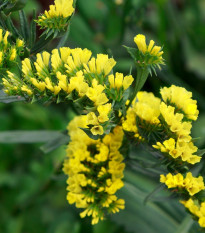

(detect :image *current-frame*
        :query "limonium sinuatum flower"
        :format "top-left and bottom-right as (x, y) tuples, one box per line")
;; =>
(37, 0), (75, 32)
(160, 172), (205, 196)
(134, 34), (164, 69)
(63, 116), (125, 224)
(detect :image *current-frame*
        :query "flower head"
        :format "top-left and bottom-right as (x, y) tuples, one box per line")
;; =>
(160, 85), (199, 121)
(36, 0), (75, 32)
(160, 172), (205, 196)
(63, 116), (125, 224)
(130, 34), (164, 72)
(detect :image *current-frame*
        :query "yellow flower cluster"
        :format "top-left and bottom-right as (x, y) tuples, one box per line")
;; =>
(122, 91), (160, 140)
(160, 102), (192, 142)
(122, 107), (142, 140)
(0, 28), (24, 68)
(161, 85), (199, 121)
(153, 138), (201, 164)
(3, 47), (134, 136)
(37, 0), (74, 31)
(63, 116), (125, 225)
(86, 103), (112, 135)
(160, 172), (205, 196)
(181, 199), (205, 228)
(134, 34), (164, 68)
(108, 72), (134, 101)
(123, 85), (200, 165)
(133, 91), (161, 125)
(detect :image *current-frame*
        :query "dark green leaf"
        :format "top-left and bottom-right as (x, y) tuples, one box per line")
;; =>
(40, 133), (70, 154)
(0, 90), (25, 103)
(0, 130), (63, 143)
(144, 184), (165, 205)
(174, 215), (194, 233)
(29, 9), (37, 48)
(19, 10), (30, 43)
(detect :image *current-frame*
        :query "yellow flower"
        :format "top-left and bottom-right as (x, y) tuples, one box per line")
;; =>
(66, 48), (92, 74)
(160, 172), (205, 196)
(160, 102), (192, 142)
(134, 34), (164, 67)
(22, 58), (33, 77)
(180, 199), (205, 228)
(108, 72), (134, 90)
(160, 85), (199, 121)
(97, 103), (112, 123)
(86, 112), (99, 125)
(134, 34), (163, 57)
(21, 85), (33, 96)
(86, 80), (108, 106)
(0, 51), (3, 65)
(9, 48), (17, 61)
(84, 54), (116, 77)
(37, 0), (74, 31)
(16, 39), (24, 48)
(153, 138), (201, 164)
(30, 78), (46, 92)
(91, 125), (104, 135)
(133, 91), (161, 124)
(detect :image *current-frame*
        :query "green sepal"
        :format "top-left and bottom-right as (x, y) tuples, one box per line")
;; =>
(31, 94), (38, 104)
(123, 45), (139, 61)
(80, 127), (104, 140)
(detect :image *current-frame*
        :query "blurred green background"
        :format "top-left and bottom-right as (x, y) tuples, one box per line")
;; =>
(1, 0), (205, 232)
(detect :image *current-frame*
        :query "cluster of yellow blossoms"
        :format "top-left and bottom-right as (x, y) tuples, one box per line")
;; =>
(123, 85), (200, 166)
(0, 28), (24, 68)
(181, 199), (205, 228)
(2, 29), (205, 229)
(37, 0), (75, 32)
(161, 172), (205, 228)
(160, 173), (205, 196)
(134, 34), (164, 69)
(63, 116), (125, 224)
(3, 47), (134, 136)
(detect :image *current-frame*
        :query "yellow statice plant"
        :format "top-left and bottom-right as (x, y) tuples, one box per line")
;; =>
(63, 116), (125, 225)
(2, 24), (205, 230)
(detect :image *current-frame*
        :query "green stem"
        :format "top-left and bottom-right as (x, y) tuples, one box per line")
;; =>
(127, 66), (150, 110)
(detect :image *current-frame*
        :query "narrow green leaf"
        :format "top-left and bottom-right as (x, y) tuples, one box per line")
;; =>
(0, 90), (25, 103)
(29, 9), (37, 48)
(144, 184), (165, 205)
(40, 133), (70, 154)
(0, 1), (9, 10)
(31, 34), (53, 54)
(196, 149), (205, 157)
(57, 26), (70, 48)
(0, 130), (63, 143)
(174, 215), (194, 233)
(5, 15), (22, 38)
(19, 10), (30, 43)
